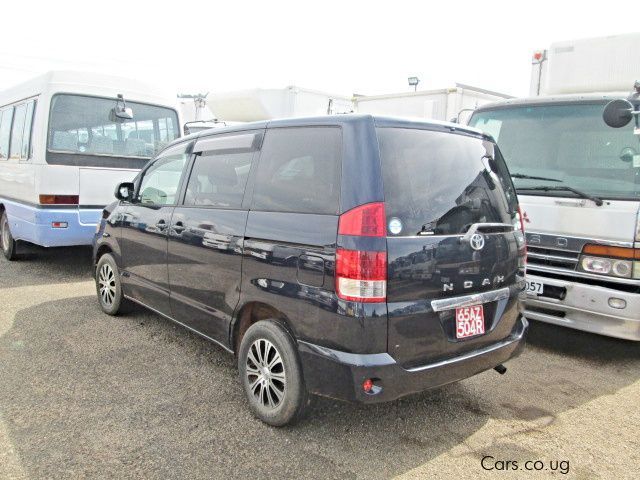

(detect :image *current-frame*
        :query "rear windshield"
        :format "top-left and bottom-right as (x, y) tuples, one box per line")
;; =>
(377, 128), (517, 237)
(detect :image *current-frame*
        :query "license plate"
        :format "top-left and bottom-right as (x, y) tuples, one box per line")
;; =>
(525, 280), (544, 296)
(455, 305), (485, 339)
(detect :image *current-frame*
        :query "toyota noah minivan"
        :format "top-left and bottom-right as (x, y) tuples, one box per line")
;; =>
(93, 114), (528, 426)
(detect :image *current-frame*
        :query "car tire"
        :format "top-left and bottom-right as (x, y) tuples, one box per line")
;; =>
(96, 253), (130, 315)
(1, 212), (18, 261)
(238, 320), (310, 426)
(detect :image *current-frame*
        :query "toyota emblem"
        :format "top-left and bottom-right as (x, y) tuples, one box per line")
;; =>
(470, 233), (485, 251)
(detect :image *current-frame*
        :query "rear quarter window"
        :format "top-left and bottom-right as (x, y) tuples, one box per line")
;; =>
(377, 127), (517, 236)
(251, 127), (341, 215)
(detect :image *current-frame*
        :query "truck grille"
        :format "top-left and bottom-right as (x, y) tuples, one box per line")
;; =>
(525, 232), (640, 294)
(526, 246), (579, 270)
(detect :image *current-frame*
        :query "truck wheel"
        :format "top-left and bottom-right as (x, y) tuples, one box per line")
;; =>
(96, 253), (130, 315)
(1, 212), (18, 261)
(238, 320), (310, 426)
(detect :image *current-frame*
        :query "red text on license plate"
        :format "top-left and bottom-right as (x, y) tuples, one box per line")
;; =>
(455, 305), (485, 339)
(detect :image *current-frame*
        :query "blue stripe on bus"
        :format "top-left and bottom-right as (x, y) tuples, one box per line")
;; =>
(1, 197), (102, 247)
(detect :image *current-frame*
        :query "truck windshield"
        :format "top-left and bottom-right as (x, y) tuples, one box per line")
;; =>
(48, 94), (179, 160)
(469, 103), (640, 200)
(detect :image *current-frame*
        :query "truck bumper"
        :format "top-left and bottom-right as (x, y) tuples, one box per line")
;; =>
(298, 316), (528, 403)
(523, 272), (640, 341)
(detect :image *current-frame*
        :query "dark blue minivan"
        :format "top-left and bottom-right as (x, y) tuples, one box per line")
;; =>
(94, 115), (528, 426)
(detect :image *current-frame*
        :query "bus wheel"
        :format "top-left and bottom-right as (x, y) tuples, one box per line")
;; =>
(1, 212), (18, 261)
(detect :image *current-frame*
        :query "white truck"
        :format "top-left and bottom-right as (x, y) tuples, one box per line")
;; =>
(354, 83), (512, 123)
(468, 33), (640, 341)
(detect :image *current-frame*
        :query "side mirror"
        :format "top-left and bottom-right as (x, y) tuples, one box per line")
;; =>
(115, 182), (135, 202)
(603, 99), (634, 128)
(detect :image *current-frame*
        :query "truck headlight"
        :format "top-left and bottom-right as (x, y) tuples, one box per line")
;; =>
(579, 244), (640, 279)
(581, 256), (612, 275)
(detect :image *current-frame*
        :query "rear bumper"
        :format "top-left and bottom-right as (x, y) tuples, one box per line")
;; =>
(298, 315), (528, 403)
(2, 198), (100, 247)
(524, 272), (640, 341)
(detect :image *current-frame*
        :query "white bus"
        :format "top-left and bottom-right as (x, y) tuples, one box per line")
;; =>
(0, 71), (181, 259)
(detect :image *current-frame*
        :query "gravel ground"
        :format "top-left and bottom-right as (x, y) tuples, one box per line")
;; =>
(0, 245), (638, 479)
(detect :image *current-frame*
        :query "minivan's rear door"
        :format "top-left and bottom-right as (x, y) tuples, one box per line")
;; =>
(377, 126), (524, 369)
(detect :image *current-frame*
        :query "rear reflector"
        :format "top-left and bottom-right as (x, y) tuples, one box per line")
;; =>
(51, 222), (68, 229)
(39, 195), (79, 205)
(338, 202), (386, 237)
(336, 248), (386, 303)
(363, 379), (374, 393)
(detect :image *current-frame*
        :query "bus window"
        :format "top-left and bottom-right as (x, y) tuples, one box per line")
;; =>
(48, 94), (180, 163)
(9, 104), (26, 161)
(21, 101), (35, 160)
(0, 108), (13, 160)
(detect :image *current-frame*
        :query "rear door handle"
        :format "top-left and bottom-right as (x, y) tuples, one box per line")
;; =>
(155, 219), (168, 231)
(172, 221), (186, 233)
(460, 223), (513, 243)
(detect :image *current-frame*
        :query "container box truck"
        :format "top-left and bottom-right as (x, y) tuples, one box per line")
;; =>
(468, 33), (640, 341)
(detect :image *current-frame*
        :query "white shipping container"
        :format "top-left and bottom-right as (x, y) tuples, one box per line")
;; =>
(354, 84), (512, 123)
(207, 86), (353, 122)
(531, 32), (640, 96)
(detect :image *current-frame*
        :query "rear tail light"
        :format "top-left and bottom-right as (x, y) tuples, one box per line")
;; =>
(338, 202), (386, 237)
(515, 206), (527, 269)
(336, 202), (387, 303)
(336, 249), (386, 302)
(39, 195), (79, 205)
(516, 206), (526, 235)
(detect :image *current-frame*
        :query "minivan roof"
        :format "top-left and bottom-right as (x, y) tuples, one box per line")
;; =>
(168, 113), (489, 152)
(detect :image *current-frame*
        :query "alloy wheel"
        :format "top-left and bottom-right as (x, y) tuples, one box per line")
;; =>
(98, 263), (116, 307)
(245, 339), (286, 409)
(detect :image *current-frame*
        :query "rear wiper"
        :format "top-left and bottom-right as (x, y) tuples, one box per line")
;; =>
(511, 172), (563, 183)
(516, 185), (604, 206)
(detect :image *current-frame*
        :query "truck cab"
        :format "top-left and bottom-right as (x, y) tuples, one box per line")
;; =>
(468, 33), (640, 341)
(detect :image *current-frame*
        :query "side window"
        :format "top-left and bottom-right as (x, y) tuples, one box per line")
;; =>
(21, 101), (35, 160)
(9, 104), (26, 160)
(0, 108), (13, 160)
(184, 151), (254, 209)
(137, 148), (189, 206)
(252, 127), (341, 214)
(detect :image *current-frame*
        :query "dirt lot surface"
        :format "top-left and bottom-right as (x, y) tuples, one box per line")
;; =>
(1, 246), (638, 479)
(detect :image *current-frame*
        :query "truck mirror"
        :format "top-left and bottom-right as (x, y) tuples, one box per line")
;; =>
(603, 99), (634, 128)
